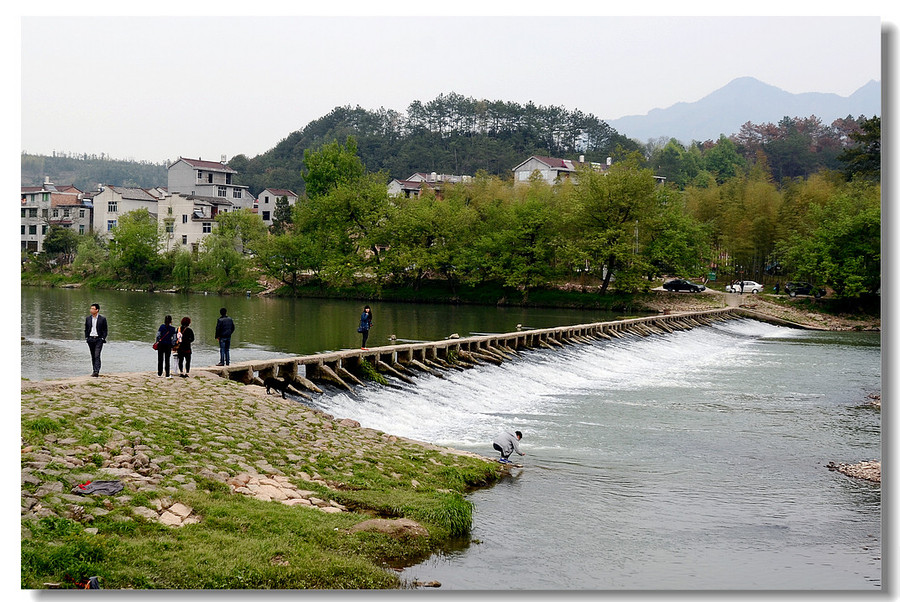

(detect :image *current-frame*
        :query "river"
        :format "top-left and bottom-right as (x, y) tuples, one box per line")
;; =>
(19, 287), (882, 590)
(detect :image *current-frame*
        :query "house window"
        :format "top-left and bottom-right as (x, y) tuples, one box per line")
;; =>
(42, 225), (48, 234)
(226, 173), (232, 184)
(42, 193), (50, 202)
(217, 186), (226, 197)
(79, 225), (85, 235)
(165, 222), (174, 233)
(20, 209), (25, 218)
(262, 211), (270, 221)
(202, 222), (212, 233)
(107, 220), (117, 231)
(182, 215), (188, 224)
(21, 225), (25, 235)
(79, 209), (85, 218)
(52, 209), (59, 218)
(197, 170), (203, 182)
(63, 209), (71, 218)
(108, 201), (118, 212)
(29, 225), (37, 235)
(41, 208), (48, 218)
(208, 174), (213, 183)
(182, 235), (188, 245)
(264, 196), (269, 204)
(233, 189), (241, 199)
(29, 208), (38, 218)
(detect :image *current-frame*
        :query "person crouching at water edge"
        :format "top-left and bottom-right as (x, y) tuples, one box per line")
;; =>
(493, 430), (525, 464)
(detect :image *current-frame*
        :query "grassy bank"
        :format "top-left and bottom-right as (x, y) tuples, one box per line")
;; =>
(21, 372), (500, 589)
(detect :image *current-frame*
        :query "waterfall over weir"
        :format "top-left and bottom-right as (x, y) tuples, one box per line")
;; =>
(205, 307), (796, 400)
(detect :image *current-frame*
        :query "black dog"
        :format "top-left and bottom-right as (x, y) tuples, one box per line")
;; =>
(264, 376), (295, 399)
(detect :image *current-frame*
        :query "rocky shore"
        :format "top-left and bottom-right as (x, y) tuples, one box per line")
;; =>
(21, 371), (498, 588)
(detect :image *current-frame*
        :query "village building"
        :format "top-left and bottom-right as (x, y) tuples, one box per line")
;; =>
(21, 179), (92, 253)
(255, 188), (298, 225)
(167, 156), (252, 210)
(512, 155), (611, 184)
(387, 172), (472, 198)
(90, 185), (166, 235)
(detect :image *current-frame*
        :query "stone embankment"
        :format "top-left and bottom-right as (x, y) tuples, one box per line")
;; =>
(21, 371), (481, 533)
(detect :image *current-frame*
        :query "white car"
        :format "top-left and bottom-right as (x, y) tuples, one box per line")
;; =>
(725, 280), (764, 294)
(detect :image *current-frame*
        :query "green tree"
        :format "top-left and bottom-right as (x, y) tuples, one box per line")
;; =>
(482, 177), (560, 296)
(198, 234), (245, 290)
(42, 226), (80, 264)
(563, 153), (658, 293)
(303, 137), (366, 199)
(109, 208), (162, 284)
(296, 171), (391, 286)
(703, 136), (746, 184)
(172, 248), (195, 290)
(252, 233), (317, 293)
(642, 189), (711, 278)
(776, 182), (880, 297)
(71, 235), (108, 278)
(271, 196), (293, 234)
(838, 115), (880, 182)
(213, 209), (268, 254)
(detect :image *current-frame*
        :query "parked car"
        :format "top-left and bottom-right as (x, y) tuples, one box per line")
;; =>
(725, 280), (764, 294)
(663, 278), (706, 293)
(784, 281), (824, 298)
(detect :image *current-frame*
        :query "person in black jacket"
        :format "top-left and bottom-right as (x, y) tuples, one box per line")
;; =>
(358, 305), (373, 349)
(215, 307), (235, 366)
(155, 315), (177, 378)
(84, 303), (108, 377)
(175, 316), (195, 377)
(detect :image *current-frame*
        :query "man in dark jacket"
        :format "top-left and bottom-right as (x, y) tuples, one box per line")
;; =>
(84, 303), (108, 377)
(215, 307), (235, 366)
(493, 430), (525, 464)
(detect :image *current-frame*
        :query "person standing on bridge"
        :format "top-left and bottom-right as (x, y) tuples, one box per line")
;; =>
(493, 430), (525, 464)
(215, 307), (235, 366)
(358, 305), (373, 350)
(84, 302), (108, 377)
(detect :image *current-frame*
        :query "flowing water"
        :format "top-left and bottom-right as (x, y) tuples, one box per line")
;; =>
(20, 288), (881, 589)
(311, 320), (882, 590)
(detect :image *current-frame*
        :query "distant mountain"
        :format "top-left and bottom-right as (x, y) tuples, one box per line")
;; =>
(606, 77), (881, 144)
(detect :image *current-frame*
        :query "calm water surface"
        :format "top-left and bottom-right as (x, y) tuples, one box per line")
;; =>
(20, 287), (881, 590)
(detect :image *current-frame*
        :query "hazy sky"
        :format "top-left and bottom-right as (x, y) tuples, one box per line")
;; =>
(19, 8), (886, 164)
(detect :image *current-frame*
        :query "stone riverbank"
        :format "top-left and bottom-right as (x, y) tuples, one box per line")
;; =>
(21, 371), (492, 533)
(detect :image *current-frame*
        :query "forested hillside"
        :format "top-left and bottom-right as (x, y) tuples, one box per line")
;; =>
(20, 153), (167, 191)
(230, 93), (640, 196)
(21, 92), (877, 200)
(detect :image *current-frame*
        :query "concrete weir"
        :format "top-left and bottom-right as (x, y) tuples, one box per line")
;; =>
(203, 307), (776, 396)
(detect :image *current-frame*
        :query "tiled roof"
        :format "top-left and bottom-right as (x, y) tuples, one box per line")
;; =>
(264, 188), (297, 198)
(530, 155), (576, 170)
(106, 186), (161, 202)
(176, 157), (237, 173)
(50, 192), (84, 207)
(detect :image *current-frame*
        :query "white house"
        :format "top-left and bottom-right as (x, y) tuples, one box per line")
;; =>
(387, 172), (472, 198)
(20, 179), (91, 252)
(512, 155), (611, 184)
(167, 156), (251, 210)
(90, 185), (165, 236)
(156, 193), (222, 253)
(255, 188), (297, 225)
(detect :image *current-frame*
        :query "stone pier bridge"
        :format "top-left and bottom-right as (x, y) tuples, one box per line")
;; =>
(203, 307), (799, 398)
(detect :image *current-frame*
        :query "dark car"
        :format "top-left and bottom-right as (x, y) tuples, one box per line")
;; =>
(784, 281), (824, 298)
(663, 278), (706, 293)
